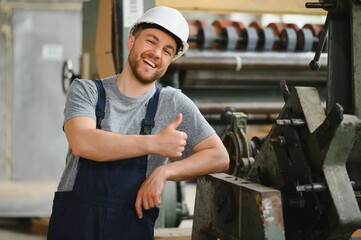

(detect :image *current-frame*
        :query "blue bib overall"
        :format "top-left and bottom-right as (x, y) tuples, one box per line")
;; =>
(48, 81), (161, 240)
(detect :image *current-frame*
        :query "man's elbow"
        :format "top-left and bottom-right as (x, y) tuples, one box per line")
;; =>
(71, 146), (104, 162)
(70, 143), (85, 158)
(220, 153), (230, 172)
(69, 141), (91, 159)
(215, 147), (230, 173)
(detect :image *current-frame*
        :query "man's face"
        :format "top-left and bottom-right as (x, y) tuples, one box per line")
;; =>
(127, 28), (177, 85)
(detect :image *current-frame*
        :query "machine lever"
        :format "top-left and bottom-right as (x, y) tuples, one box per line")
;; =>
(280, 80), (290, 101)
(305, 1), (336, 70)
(309, 15), (329, 71)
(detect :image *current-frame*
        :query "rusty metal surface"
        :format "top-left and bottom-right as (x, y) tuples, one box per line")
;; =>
(192, 173), (285, 240)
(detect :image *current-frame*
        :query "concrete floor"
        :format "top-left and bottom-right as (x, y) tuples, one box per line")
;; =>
(0, 231), (46, 240)
(0, 182), (196, 239)
(0, 218), (46, 240)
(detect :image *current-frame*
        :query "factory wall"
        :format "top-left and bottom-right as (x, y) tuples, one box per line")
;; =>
(0, 2), (83, 180)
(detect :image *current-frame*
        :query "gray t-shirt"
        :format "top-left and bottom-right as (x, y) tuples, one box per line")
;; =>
(57, 75), (215, 191)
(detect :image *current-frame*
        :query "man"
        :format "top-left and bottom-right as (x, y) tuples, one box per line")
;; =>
(48, 6), (229, 240)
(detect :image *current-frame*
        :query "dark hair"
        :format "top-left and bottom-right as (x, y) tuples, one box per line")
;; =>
(132, 23), (183, 55)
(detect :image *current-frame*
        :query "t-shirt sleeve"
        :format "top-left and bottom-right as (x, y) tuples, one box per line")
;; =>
(63, 79), (98, 125)
(174, 90), (216, 151)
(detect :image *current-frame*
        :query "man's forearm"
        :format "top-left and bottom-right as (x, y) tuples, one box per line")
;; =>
(68, 128), (154, 161)
(64, 116), (187, 161)
(160, 137), (229, 181)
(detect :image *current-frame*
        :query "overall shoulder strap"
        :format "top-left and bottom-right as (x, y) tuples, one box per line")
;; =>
(93, 80), (106, 129)
(141, 86), (161, 135)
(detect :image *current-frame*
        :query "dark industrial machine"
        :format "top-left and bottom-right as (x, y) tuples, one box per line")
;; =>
(192, 0), (361, 239)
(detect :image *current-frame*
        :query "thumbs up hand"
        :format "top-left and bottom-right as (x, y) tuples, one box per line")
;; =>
(167, 112), (183, 130)
(155, 113), (187, 158)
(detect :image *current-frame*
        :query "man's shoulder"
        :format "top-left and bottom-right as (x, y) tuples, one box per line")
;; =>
(70, 78), (96, 91)
(100, 75), (117, 83)
(160, 86), (183, 98)
(70, 75), (117, 94)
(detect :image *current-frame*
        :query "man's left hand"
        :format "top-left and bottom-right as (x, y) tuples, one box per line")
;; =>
(135, 166), (167, 219)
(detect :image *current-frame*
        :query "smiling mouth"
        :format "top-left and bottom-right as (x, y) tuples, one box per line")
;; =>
(143, 58), (156, 68)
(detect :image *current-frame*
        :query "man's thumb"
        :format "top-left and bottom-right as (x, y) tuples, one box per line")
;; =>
(168, 113), (183, 129)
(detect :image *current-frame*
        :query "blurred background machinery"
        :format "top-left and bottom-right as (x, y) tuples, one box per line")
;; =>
(63, 0), (328, 121)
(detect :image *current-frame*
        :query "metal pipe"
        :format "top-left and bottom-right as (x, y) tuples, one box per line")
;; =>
(171, 52), (328, 71)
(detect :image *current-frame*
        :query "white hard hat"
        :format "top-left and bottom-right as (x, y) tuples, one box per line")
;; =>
(129, 6), (189, 60)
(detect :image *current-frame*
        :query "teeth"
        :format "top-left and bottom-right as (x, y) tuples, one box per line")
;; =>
(143, 58), (156, 68)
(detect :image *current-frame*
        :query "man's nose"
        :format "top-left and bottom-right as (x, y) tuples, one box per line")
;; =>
(150, 46), (162, 58)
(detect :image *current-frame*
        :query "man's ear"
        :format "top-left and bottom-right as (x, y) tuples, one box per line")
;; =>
(127, 35), (135, 50)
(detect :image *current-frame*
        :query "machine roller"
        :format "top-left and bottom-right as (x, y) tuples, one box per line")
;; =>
(186, 19), (325, 52)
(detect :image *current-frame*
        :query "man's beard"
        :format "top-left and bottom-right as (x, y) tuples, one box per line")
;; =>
(129, 54), (165, 85)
